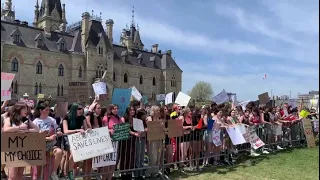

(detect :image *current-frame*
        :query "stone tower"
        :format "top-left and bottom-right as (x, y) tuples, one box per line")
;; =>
(1, 0), (15, 22)
(35, 0), (67, 31)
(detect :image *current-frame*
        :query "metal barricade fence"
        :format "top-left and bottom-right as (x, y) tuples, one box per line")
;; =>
(3, 122), (310, 180)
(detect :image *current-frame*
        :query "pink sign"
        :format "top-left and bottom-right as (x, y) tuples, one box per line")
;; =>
(1, 72), (15, 101)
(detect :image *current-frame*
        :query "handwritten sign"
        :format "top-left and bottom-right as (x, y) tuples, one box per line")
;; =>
(1, 133), (46, 167)
(68, 81), (88, 103)
(302, 119), (316, 148)
(147, 121), (165, 141)
(212, 129), (222, 146)
(1, 72), (15, 101)
(133, 118), (145, 132)
(92, 142), (118, 168)
(112, 123), (130, 141)
(67, 127), (114, 162)
(226, 126), (246, 145)
(92, 82), (107, 95)
(111, 88), (132, 117)
(175, 92), (191, 107)
(212, 90), (229, 105)
(167, 119), (183, 138)
(248, 132), (265, 149)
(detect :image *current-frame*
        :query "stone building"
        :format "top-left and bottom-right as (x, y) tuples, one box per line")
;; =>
(1, 0), (182, 104)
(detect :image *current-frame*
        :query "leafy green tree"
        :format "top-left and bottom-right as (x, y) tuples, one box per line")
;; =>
(188, 81), (213, 102)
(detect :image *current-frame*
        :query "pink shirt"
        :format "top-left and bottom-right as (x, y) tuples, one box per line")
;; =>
(102, 115), (123, 130)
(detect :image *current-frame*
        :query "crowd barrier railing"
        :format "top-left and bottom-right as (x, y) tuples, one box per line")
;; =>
(1, 120), (317, 180)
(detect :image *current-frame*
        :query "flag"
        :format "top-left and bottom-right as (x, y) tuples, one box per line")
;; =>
(263, 74), (267, 79)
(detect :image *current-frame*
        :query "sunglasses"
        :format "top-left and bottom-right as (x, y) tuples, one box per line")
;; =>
(77, 107), (83, 110)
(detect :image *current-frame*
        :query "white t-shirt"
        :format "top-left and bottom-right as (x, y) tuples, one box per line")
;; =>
(33, 116), (58, 150)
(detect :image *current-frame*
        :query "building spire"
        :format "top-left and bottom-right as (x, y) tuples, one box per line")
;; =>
(4, 0), (12, 11)
(131, 6), (135, 27)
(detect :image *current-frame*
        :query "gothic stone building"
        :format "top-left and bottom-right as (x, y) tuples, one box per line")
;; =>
(0, 0), (182, 104)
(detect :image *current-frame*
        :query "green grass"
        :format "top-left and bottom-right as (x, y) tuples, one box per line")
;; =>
(169, 147), (319, 180)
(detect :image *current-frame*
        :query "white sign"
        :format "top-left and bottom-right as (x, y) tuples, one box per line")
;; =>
(92, 82), (107, 95)
(248, 132), (265, 149)
(239, 100), (250, 111)
(1, 72), (15, 101)
(226, 126), (246, 145)
(156, 94), (166, 101)
(130, 86), (142, 101)
(67, 127), (114, 162)
(312, 119), (319, 132)
(92, 142), (118, 168)
(133, 118), (145, 132)
(212, 129), (222, 146)
(165, 92), (173, 105)
(212, 90), (229, 105)
(175, 92), (191, 107)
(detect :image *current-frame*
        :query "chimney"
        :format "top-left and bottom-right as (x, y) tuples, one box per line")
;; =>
(81, 12), (90, 53)
(151, 44), (158, 53)
(166, 49), (172, 56)
(105, 19), (114, 44)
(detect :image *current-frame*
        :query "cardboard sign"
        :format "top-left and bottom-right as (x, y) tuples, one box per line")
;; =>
(67, 127), (114, 162)
(68, 81), (88, 103)
(302, 119), (316, 148)
(55, 102), (68, 117)
(1, 133), (46, 167)
(147, 121), (165, 141)
(92, 142), (118, 168)
(112, 123), (130, 141)
(1, 72), (15, 101)
(37, 94), (45, 99)
(248, 132), (265, 149)
(167, 119), (183, 138)
(258, 92), (269, 105)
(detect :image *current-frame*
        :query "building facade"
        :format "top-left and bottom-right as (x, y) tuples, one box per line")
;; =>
(1, 0), (182, 104)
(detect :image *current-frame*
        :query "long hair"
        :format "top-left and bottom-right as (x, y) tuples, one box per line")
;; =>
(67, 103), (83, 130)
(34, 100), (50, 118)
(123, 106), (136, 122)
(107, 104), (120, 120)
(149, 105), (160, 117)
(88, 103), (102, 127)
(8, 102), (28, 126)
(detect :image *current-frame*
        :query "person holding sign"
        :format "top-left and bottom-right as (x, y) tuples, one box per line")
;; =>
(101, 104), (124, 180)
(62, 103), (87, 180)
(31, 101), (63, 180)
(2, 102), (40, 180)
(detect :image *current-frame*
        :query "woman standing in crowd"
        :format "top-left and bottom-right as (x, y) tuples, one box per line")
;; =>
(102, 104), (124, 180)
(211, 107), (225, 165)
(62, 103), (87, 180)
(191, 107), (203, 171)
(178, 108), (193, 170)
(2, 102), (40, 180)
(32, 101), (63, 180)
(161, 105), (173, 174)
(202, 106), (212, 167)
(84, 102), (102, 180)
(146, 105), (163, 177)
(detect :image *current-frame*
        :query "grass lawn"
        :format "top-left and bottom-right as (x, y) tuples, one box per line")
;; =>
(169, 147), (319, 180)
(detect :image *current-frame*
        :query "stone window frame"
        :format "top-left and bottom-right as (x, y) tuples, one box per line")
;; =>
(11, 58), (19, 72)
(58, 64), (64, 76)
(36, 61), (43, 74)
(139, 75), (143, 85)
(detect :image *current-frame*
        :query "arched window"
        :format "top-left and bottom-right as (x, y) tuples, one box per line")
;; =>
(152, 77), (156, 86)
(57, 84), (60, 96)
(36, 61), (42, 74)
(113, 71), (116, 82)
(78, 66), (82, 78)
(171, 76), (176, 87)
(96, 64), (104, 78)
(139, 75), (143, 84)
(124, 73), (128, 83)
(58, 64), (64, 76)
(39, 83), (42, 93)
(11, 58), (19, 72)
(61, 84), (64, 96)
(34, 82), (38, 95)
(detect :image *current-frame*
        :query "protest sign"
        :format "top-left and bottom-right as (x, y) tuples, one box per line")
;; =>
(55, 102), (68, 117)
(302, 119), (316, 148)
(167, 119), (183, 138)
(312, 119), (319, 132)
(147, 121), (165, 141)
(175, 92), (191, 107)
(133, 118), (145, 132)
(226, 126), (246, 145)
(68, 81), (88, 103)
(212, 90), (229, 105)
(92, 82), (107, 100)
(1, 133), (46, 167)
(156, 94), (166, 101)
(212, 129), (222, 146)
(1, 72), (15, 101)
(111, 88), (132, 117)
(92, 142), (118, 168)
(67, 127), (114, 162)
(130, 86), (142, 101)
(112, 123), (130, 141)
(248, 132), (265, 149)
(258, 92), (269, 105)
(165, 92), (173, 105)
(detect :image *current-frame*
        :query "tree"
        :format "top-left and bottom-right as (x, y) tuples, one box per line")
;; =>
(188, 81), (213, 102)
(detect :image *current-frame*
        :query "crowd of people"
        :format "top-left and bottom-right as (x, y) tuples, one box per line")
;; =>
(1, 97), (318, 180)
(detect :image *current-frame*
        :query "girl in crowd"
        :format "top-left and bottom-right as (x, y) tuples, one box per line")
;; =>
(250, 107), (270, 154)
(32, 101), (63, 180)
(191, 107), (203, 171)
(178, 107), (193, 170)
(146, 105), (163, 177)
(119, 106), (138, 180)
(161, 105), (173, 174)
(62, 103), (87, 180)
(102, 104), (124, 180)
(2, 102), (40, 180)
(203, 106), (212, 167)
(211, 107), (225, 165)
(84, 102), (102, 180)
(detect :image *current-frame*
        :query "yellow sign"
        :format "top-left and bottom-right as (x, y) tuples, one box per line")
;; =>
(37, 94), (45, 99)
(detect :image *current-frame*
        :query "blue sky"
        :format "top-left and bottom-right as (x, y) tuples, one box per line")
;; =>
(3, 0), (319, 101)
